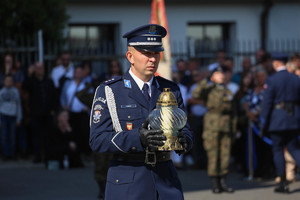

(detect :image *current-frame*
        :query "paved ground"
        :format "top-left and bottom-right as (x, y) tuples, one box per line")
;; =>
(0, 160), (299, 200)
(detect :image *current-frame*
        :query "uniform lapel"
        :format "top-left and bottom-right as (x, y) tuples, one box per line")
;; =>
(123, 71), (149, 109)
(150, 77), (161, 110)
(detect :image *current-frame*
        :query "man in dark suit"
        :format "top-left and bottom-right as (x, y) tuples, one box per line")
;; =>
(260, 53), (300, 193)
(89, 24), (193, 200)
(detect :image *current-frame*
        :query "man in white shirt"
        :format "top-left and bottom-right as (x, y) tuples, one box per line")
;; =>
(51, 51), (74, 88)
(61, 66), (92, 156)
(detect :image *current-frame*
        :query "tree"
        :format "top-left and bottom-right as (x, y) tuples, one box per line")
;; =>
(0, 0), (69, 41)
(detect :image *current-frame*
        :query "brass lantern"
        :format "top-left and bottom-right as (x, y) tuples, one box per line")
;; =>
(148, 88), (187, 151)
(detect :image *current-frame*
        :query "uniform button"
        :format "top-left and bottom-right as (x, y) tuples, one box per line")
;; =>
(132, 147), (136, 151)
(163, 156), (165, 159)
(116, 179), (119, 183)
(128, 116), (131, 119)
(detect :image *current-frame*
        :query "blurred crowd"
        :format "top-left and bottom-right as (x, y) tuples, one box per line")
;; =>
(1, 49), (300, 182)
(171, 49), (300, 181)
(0, 51), (122, 170)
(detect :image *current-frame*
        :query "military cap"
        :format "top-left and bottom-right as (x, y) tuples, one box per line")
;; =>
(210, 65), (226, 76)
(123, 24), (167, 52)
(271, 52), (289, 63)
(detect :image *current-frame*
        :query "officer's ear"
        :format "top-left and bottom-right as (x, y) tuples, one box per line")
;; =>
(126, 47), (135, 65)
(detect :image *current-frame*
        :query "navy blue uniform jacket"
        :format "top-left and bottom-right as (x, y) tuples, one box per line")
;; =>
(260, 69), (300, 132)
(89, 71), (193, 200)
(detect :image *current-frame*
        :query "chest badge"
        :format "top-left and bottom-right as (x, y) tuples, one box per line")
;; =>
(124, 79), (131, 88)
(126, 122), (133, 130)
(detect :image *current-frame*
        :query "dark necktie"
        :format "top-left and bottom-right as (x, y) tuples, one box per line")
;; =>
(142, 83), (150, 102)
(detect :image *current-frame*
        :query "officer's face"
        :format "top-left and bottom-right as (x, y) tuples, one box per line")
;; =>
(210, 71), (225, 84)
(126, 47), (160, 82)
(272, 60), (285, 71)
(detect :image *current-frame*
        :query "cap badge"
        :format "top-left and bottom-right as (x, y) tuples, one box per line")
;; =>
(149, 25), (157, 34)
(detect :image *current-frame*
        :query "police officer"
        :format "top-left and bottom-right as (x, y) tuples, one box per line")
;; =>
(89, 24), (193, 200)
(260, 53), (300, 193)
(192, 66), (235, 194)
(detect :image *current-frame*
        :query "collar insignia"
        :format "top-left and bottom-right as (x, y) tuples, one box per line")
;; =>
(124, 79), (131, 88)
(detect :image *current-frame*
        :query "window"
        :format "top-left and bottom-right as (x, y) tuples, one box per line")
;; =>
(187, 23), (233, 66)
(68, 24), (119, 77)
(68, 24), (116, 51)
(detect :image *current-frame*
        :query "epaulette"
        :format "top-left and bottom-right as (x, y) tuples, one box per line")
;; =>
(103, 76), (122, 85)
(156, 76), (177, 86)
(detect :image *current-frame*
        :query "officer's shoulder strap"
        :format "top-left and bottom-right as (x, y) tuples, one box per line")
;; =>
(102, 76), (122, 86)
(156, 76), (177, 86)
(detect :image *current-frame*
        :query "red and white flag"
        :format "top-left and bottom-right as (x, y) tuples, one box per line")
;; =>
(150, 0), (172, 80)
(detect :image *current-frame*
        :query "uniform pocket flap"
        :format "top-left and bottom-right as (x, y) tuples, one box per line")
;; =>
(117, 108), (142, 120)
(107, 168), (134, 185)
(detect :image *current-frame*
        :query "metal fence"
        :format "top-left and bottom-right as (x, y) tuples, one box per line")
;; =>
(1, 31), (300, 76)
(0, 32), (40, 67)
(43, 38), (125, 77)
(177, 38), (300, 71)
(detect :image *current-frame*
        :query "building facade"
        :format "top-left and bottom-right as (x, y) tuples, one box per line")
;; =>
(65, 0), (300, 73)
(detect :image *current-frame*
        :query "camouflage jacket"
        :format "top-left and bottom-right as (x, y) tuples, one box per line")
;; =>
(192, 79), (237, 133)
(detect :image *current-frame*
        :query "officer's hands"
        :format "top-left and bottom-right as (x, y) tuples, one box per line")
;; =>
(139, 119), (166, 151)
(176, 132), (188, 155)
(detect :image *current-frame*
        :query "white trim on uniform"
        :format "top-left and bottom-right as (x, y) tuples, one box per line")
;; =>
(128, 42), (162, 46)
(140, 34), (161, 37)
(111, 131), (126, 153)
(90, 85), (100, 127)
(105, 85), (126, 153)
(105, 86), (122, 132)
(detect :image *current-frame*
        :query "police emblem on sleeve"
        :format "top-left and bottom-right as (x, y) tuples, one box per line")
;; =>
(93, 104), (104, 124)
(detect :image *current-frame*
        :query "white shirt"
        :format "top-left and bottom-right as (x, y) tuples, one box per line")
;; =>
(178, 83), (188, 107)
(276, 66), (286, 72)
(227, 82), (239, 96)
(51, 64), (74, 88)
(129, 68), (153, 97)
(60, 80), (88, 113)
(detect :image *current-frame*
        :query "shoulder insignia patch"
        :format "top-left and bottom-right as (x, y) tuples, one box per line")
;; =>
(93, 104), (104, 124)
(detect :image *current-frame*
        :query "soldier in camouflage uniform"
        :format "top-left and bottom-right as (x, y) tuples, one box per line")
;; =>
(192, 66), (235, 194)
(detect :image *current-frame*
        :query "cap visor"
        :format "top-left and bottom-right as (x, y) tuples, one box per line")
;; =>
(133, 46), (164, 52)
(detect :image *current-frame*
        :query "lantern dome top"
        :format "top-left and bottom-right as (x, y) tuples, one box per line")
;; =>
(157, 88), (178, 107)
